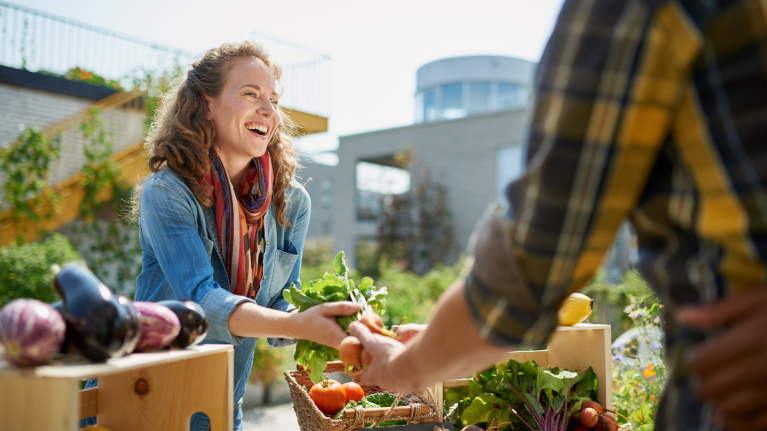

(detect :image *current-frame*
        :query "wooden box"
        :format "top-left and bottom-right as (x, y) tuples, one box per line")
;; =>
(435, 323), (612, 410)
(0, 344), (234, 431)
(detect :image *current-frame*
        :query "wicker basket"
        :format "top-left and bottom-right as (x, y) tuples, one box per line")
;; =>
(285, 361), (443, 430)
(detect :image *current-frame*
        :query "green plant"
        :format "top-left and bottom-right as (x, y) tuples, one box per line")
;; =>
(376, 258), (463, 327)
(0, 233), (83, 306)
(65, 67), (122, 90)
(377, 149), (455, 275)
(610, 271), (665, 431)
(250, 337), (291, 385)
(0, 126), (61, 225)
(80, 108), (121, 219)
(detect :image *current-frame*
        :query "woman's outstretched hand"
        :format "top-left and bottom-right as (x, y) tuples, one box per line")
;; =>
(291, 302), (359, 349)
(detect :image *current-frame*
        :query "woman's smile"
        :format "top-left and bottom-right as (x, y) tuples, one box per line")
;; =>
(205, 58), (282, 166)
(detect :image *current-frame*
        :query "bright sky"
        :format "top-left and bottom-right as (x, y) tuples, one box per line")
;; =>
(18, 0), (566, 157)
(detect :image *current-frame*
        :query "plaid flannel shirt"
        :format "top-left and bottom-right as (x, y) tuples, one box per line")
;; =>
(465, 0), (767, 429)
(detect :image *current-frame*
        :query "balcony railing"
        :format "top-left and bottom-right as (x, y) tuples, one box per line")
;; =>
(0, 1), (330, 117)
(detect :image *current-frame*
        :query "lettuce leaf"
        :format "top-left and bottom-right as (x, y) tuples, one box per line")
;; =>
(284, 251), (389, 383)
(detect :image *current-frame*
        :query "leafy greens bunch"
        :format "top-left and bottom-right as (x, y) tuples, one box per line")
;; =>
(332, 392), (407, 427)
(284, 252), (387, 383)
(445, 359), (598, 431)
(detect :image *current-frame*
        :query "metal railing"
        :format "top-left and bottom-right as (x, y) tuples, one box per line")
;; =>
(0, 1), (331, 117)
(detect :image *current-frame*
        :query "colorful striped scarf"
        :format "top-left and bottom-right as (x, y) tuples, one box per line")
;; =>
(199, 150), (273, 299)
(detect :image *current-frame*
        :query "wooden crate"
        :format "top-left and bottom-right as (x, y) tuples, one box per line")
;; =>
(0, 344), (234, 431)
(435, 323), (612, 410)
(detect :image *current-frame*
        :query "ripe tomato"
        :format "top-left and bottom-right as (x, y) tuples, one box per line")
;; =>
(308, 379), (347, 415)
(342, 381), (365, 403)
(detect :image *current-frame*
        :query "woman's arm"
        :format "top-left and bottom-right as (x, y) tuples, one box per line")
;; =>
(140, 175), (357, 347)
(228, 301), (357, 349)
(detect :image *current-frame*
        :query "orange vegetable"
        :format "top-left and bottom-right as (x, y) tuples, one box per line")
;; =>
(309, 378), (347, 415)
(342, 381), (366, 403)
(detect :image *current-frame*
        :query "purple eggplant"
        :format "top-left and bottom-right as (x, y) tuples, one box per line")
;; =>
(0, 298), (65, 366)
(133, 302), (180, 352)
(157, 300), (209, 349)
(52, 263), (136, 362)
(50, 301), (76, 355)
(115, 295), (141, 356)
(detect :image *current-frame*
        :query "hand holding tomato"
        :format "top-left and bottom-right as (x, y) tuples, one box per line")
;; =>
(308, 378), (347, 416)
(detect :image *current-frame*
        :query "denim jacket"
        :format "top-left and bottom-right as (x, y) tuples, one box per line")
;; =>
(135, 166), (308, 430)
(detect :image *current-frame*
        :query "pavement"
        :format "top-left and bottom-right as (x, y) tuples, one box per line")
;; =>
(242, 402), (301, 431)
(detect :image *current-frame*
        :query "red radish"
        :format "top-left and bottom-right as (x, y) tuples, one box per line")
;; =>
(133, 302), (180, 352)
(358, 313), (384, 335)
(0, 299), (65, 366)
(582, 400), (605, 414)
(580, 407), (599, 428)
(597, 412), (619, 431)
(339, 336), (363, 371)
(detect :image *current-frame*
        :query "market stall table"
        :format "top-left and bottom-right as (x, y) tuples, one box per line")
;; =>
(0, 343), (233, 431)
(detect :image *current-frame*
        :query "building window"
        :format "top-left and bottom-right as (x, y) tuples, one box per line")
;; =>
(497, 146), (526, 206)
(321, 178), (332, 210)
(468, 81), (492, 114)
(415, 80), (531, 123)
(441, 82), (465, 120)
(498, 83), (528, 109)
(423, 89), (438, 123)
(355, 161), (410, 224)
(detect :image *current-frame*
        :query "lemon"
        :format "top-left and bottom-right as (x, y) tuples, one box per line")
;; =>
(557, 293), (594, 326)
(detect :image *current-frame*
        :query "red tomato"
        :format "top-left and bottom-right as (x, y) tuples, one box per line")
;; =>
(308, 379), (347, 415)
(342, 382), (365, 403)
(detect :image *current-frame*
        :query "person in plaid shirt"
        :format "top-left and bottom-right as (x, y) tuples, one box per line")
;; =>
(351, 0), (767, 429)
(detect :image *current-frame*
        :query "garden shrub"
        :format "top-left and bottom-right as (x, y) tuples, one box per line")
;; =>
(0, 233), (83, 306)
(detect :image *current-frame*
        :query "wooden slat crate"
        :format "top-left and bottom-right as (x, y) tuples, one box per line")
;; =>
(434, 323), (612, 411)
(0, 344), (234, 431)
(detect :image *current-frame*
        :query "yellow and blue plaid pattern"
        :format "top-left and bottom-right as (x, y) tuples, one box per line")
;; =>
(465, 1), (767, 429)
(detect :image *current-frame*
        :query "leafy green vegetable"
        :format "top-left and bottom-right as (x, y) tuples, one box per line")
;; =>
(461, 393), (513, 428)
(364, 392), (405, 408)
(332, 398), (381, 419)
(331, 392), (407, 427)
(447, 359), (599, 431)
(285, 251), (389, 383)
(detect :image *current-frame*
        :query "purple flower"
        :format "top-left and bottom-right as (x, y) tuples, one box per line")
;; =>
(651, 341), (662, 351)
(614, 354), (623, 363)
(612, 340), (624, 350)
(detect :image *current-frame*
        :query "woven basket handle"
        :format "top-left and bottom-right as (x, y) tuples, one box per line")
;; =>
(369, 392), (404, 428)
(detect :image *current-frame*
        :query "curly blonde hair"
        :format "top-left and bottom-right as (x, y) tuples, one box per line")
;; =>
(134, 41), (301, 227)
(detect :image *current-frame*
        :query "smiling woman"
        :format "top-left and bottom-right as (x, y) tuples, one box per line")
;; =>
(81, 41), (359, 431)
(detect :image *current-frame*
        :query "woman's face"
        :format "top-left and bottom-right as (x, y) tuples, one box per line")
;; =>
(205, 58), (281, 162)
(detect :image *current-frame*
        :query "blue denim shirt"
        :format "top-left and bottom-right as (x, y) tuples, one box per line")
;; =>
(83, 166), (308, 431)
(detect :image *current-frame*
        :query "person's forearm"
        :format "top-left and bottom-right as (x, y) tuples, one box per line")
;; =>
(227, 301), (298, 339)
(389, 280), (511, 390)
